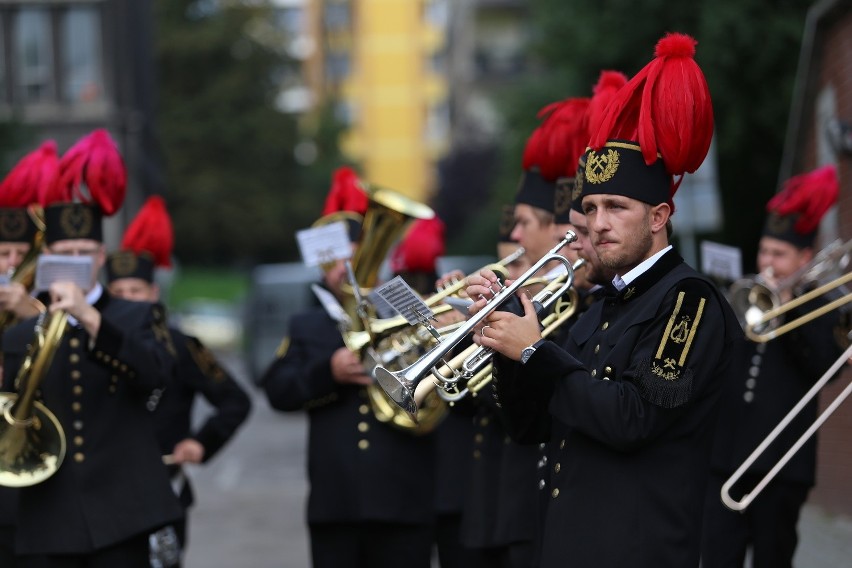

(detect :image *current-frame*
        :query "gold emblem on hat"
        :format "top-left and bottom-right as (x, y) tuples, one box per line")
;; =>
(0, 209), (28, 240)
(585, 149), (620, 184)
(554, 178), (572, 214)
(766, 212), (792, 235)
(109, 251), (138, 277)
(59, 205), (93, 238)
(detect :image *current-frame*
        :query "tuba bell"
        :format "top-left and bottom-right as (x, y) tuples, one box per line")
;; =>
(0, 310), (68, 487)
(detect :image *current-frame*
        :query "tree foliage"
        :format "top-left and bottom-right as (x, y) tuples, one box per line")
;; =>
(154, 0), (308, 265)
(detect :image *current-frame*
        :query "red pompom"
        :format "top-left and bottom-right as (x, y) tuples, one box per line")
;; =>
(654, 32), (697, 58)
(390, 217), (445, 273)
(54, 129), (127, 216)
(0, 141), (59, 207)
(766, 165), (838, 234)
(121, 196), (174, 268)
(321, 166), (369, 216)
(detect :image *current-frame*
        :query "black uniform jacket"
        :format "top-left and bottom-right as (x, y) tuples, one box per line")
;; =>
(494, 250), (743, 568)
(262, 306), (435, 525)
(152, 328), (252, 508)
(1, 293), (183, 555)
(710, 289), (847, 487)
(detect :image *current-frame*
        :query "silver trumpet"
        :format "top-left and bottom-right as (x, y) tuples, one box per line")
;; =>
(373, 231), (578, 418)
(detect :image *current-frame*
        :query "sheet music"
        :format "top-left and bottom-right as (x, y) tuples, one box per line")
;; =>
(700, 241), (742, 281)
(296, 221), (352, 267)
(35, 255), (93, 291)
(373, 276), (434, 325)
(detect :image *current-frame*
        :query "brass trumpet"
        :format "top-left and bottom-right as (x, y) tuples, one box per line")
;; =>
(374, 231), (578, 418)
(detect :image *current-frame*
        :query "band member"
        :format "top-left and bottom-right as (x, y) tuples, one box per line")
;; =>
(105, 196), (251, 557)
(0, 140), (59, 567)
(702, 165), (846, 568)
(261, 168), (435, 568)
(467, 34), (742, 567)
(1, 130), (182, 567)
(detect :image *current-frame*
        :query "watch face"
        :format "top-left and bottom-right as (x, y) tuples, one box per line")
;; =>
(521, 347), (535, 363)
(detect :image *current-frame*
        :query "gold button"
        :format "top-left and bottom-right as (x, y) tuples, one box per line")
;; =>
(551, 488), (560, 498)
(69, 338), (81, 348)
(73, 386), (83, 396)
(473, 449), (481, 460)
(111, 376), (119, 383)
(591, 369), (597, 377)
(120, 364), (128, 372)
(103, 354), (111, 363)
(603, 377), (610, 381)
(96, 351), (104, 359)
(74, 436), (84, 446)
(112, 360), (119, 368)
(503, 436), (511, 444)
(358, 404), (370, 415)
(73, 420), (83, 430)
(474, 433), (484, 444)
(357, 421), (369, 433)
(601, 322), (609, 330)
(69, 354), (80, 364)
(71, 370), (81, 380)
(358, 439), (370, 450)
(71, 402), (82, 412)
(594, 344), (600, 354)
(74, 452), (85, 463)
(604, 366), (613, 374)
(559, 439), (566, 449)
(109, 386), (117, 393)
(554, 463), (561, 473)
(480, 417), (489, 426)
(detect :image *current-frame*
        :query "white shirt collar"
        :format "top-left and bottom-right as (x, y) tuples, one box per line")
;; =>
(611, 245), (672, 291)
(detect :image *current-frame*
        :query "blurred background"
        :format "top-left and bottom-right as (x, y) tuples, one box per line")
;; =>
(1, 1), (851, 561)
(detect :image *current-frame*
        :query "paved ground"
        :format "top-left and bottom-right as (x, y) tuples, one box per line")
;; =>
(183, 352), (852, 568)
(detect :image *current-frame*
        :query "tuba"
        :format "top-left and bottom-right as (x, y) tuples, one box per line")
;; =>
(0, 310), (68, 487)
(328, 183), (448, 433)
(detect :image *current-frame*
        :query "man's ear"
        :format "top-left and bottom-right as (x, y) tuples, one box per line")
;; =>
(649, 202), (672, 235)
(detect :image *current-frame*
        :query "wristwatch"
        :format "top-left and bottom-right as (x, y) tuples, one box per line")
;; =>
(520, 339), (545, 365)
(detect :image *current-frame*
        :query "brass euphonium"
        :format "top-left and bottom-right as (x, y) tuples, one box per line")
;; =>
(0, 311), (68, 487)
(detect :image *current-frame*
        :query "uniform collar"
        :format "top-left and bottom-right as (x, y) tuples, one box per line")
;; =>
(610, 248), (683, 303)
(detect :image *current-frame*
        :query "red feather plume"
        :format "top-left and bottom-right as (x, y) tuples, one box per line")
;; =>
(322, 166), (369, 216)
(121, 196), (174, 268)
(590, 32), (714, 180)
(390, 217), (446, 273)
(54, 129), (127, 216)
(766, 165), (839, 234)
(523, 97), (591, 180)
(0, 140), (59, 207)
(587, 71), (628, 144)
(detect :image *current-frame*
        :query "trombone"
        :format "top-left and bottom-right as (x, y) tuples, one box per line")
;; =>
(730, 239), (852, 343)
(720, 342), (852, 512)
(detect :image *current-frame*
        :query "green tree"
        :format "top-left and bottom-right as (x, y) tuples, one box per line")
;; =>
(154, 0), (306, 265)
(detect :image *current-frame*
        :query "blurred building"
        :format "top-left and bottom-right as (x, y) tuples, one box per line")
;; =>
(271, 0), (530, 203)
(778, 0), (852, 519)
(0, 0), (158, 240)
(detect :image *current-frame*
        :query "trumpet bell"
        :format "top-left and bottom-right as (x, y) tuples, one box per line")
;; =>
(0, 393), (66, 487)
(374, 367), (418, 417)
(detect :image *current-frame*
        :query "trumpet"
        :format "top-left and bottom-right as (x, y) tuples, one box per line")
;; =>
(374, 231), (578, 418)
(730, 239), (852, 342)
(435, 259), (586, 403)
(721, 343), (852, 511)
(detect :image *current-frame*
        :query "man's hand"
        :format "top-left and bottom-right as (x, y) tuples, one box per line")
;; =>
(0, 283), (44, 318)
(473, 293), (542, 361)
(330, 347), (372, 385)
(171, 438), (205, 465)
(48, 282), (101, 336)
(464, 268), (505, 317)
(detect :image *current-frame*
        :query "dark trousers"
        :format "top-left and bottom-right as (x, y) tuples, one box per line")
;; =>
(17, 533), (151, 568)
(476, 541), (537, 568)
(701, 473), (810, 568)
(434, 513), (486, 568)
(310, 521), (432, 568)
(1, 525), (17, 568)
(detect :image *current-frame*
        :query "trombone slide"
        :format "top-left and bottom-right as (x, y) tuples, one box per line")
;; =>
(720, 343), (852, 512)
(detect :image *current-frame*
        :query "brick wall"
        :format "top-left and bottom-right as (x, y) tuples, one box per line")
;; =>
(797, 7), (852, 518)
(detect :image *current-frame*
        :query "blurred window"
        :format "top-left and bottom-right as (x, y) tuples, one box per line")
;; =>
(61, 6), (104, 103)
(14, 8), (53, 103)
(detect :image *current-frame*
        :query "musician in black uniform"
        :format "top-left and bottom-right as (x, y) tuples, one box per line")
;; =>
(0, 141), (60, 567)
(261, 169), (435, 568)
(104, 196), (251, 555)
(701, 165), (846, 568)
(1, 129), (182, 568)
(466, 34), (742, 568)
